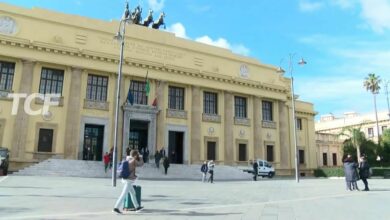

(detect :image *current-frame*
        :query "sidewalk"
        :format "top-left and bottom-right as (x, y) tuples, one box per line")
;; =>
(0, 176), (389, 220)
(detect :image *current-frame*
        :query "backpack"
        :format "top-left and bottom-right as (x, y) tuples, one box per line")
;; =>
(117, 160), (130, 178)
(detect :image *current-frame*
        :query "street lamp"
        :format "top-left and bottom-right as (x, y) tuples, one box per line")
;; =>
(112, 1), (132, 187)
(277, 53), (307, 183)
(384, 80), (390, 119)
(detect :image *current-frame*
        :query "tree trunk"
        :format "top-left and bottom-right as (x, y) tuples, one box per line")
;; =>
(373, 93), (381, 145)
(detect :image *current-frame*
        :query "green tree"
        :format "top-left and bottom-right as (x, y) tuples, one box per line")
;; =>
(363, 73), (381, 144)
(382, 129), (390, 145)
(339, 126), (366, 161)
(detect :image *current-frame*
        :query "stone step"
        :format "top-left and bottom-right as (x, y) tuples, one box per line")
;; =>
(13, 159), (252, 180)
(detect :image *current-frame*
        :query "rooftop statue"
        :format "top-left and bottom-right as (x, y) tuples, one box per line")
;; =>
(130, 5), (142, 25)
(152, 12), (165, 29)
(142, 9), (154, 27)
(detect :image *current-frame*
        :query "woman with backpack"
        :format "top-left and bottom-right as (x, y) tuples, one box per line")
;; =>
(113, 150), (144, 214)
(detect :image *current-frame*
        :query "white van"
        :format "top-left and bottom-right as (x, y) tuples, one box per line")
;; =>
(241, 159), (276, 178)
(255, 159), (275, 178)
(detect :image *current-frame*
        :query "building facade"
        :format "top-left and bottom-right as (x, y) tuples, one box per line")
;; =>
(316, 112), (390, 143)
(0, 3), (317, 174)
(315, 132), (343, 167)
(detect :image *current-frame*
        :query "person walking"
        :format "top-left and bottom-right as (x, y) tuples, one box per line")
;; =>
(207, 160), (215, 183)
(163, 156), (170, 175)
(343, 154), (359, 191)
(200, 161), (208, 182)
(359, 155), (370, 191)
(252, 160), (259, 181)
(154, 150), (161, 169)
(113, 150), (144, 214)
(103, 152), (110, 173)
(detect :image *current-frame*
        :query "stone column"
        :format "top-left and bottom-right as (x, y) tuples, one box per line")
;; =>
(191, 86), (201, 163)
(156, 80), (166, 151)
(279, 101), (290, 168)
(253, 96), (262, 160)
(224, 92), (234, 164)
(11, 60), (35, 159)
(64, 67), (82, 159)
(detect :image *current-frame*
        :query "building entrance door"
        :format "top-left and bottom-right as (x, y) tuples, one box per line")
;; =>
(83, 124), (104, 161)
(128, 120), (149, 156)
(168, 131), (184, 164)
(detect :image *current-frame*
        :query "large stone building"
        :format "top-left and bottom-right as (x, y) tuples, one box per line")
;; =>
(0, 3), (317, 175)
(315, 111), (390, 166)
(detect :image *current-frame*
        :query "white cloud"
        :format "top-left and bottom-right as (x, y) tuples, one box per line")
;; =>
(360, 0), (390, 33)
(167, 23), (250, 56)
(299, 0), (325, 12)
(167, 23), (188, 39)
(195, 36), (230, 49)
(329, 0), (356, 9)
(147, 0), (165, 12)
(195, 36), (250, 56)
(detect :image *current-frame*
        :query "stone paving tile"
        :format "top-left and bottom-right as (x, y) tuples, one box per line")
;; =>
(0, 176), (390, 219)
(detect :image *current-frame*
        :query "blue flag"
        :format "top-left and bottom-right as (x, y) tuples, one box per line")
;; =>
(127, 88), (133, 105)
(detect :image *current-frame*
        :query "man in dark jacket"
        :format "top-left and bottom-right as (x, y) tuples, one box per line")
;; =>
(359, 155), (370, 191)
(343, 154), (359, 191)
(201, 161), (208, 182)
(253, 160), (259, 181)
(163, 156), (170, 175)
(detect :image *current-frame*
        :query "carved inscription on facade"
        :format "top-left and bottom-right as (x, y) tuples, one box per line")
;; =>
(99, 37), (184, 61)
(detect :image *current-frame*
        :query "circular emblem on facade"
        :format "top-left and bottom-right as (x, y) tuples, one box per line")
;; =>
(239, 64), (249, 78)
(42, 111), (53, 121)
(0, 16), (18, 35)
(239, 129), (245, 137)
(208, 127), (215, 135)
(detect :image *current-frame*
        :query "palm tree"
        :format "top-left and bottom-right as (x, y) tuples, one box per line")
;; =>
(363, 73), (381, 144)
(339, 126), (366, 160)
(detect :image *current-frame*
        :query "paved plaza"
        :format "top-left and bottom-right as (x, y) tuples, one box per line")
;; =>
(0, 175), (389, 220)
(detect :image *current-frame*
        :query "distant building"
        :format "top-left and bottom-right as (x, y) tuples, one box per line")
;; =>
(0, 3), (317, 175)
(315, 132), (343, 167)
(316, 112), (390, 143)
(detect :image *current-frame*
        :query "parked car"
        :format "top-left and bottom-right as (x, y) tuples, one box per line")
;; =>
(0, 147), (9, 175)
(243, 159), (275, 178)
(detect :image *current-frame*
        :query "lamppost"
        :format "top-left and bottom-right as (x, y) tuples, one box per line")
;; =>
(277, 53), (307, 183)
(384, 80), (390, 119)
(112, 2), (132, 187)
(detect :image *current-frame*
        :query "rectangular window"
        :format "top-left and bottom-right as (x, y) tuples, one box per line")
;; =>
(39, 68), (64, 95)
(322, 153), (328, 166)
(0, 61), (15, 91)
(296, 118), (303, 130)
(266, 145), (274, 162)
(382, 126), (387, 132)
(234, 96), (247, 118)
(368, 127), (374, 137)
(203, 92), (218, 114)
(299, 150), (305, 164)
(129, 80), (147, 105)
(262, 101), (273, 121)
(207, 141), (216, 160)
(238, 144), (247, 161)
(86, 74), (108, 101)
(168, 86), (185, 110)
(332, 153), (337, 166)
(38, 129), (54, 152)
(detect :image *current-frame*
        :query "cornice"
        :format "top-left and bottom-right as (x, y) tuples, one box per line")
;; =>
(0, 35), (289, 95)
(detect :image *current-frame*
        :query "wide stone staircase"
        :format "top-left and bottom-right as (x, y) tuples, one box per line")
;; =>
(13, 159), (253, 181)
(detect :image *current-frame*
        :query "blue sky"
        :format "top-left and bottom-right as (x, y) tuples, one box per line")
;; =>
(2, 0), (390, 120)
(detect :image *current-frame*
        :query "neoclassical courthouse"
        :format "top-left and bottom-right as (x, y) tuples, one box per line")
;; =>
(0, 3), (317, 175)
